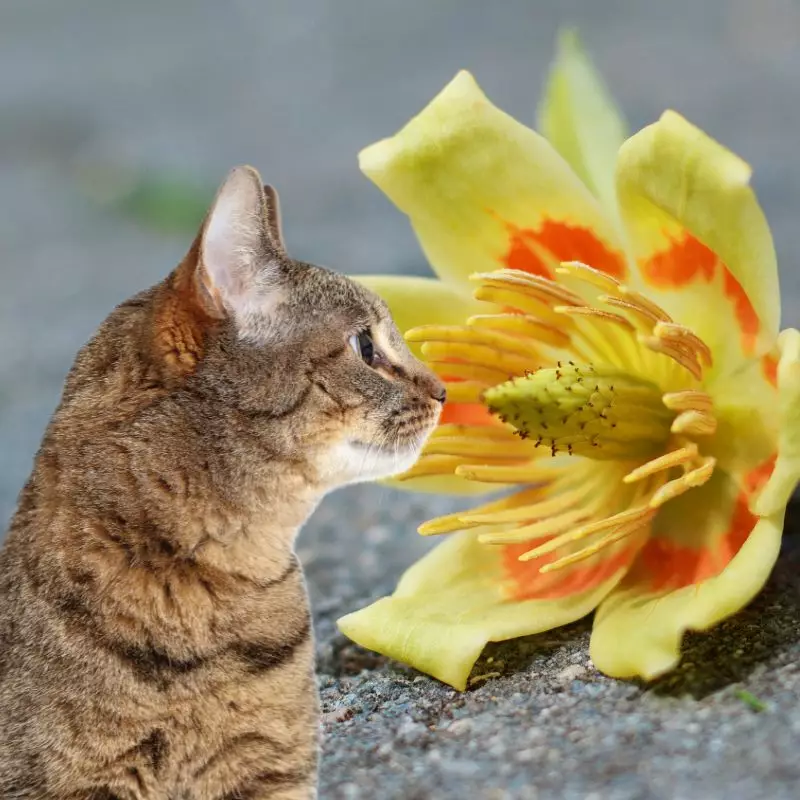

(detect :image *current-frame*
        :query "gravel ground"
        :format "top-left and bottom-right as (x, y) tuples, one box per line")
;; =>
(2, 2), (800, 798)
(309, 493), (800, 800)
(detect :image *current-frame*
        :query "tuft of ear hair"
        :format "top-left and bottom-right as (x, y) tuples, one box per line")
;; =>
(153, 166), (289, 375)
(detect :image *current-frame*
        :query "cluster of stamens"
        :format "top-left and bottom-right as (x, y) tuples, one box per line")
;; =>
(401, 261), (720, 576)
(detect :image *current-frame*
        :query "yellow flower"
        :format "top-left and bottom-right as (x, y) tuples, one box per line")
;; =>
(338, 33), (800, 690)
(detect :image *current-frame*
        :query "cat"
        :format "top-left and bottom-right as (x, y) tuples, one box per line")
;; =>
(0, 165), (445, 799)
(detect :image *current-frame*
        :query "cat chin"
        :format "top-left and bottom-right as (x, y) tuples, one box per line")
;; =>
(323, 440), (422, 487)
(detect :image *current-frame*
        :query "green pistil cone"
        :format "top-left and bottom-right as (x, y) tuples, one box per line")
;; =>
(484, 363), (673, 460)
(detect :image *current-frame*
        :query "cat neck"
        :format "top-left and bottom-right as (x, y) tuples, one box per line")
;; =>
(19, 408), (328, 586)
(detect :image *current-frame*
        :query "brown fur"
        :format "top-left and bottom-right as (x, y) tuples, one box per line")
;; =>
(0, 166), (444, 798)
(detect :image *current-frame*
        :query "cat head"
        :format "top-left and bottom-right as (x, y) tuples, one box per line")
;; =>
(154, 166), (445, 490)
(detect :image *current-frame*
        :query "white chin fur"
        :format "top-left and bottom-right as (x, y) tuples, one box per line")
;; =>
(323, 440), (422, 487)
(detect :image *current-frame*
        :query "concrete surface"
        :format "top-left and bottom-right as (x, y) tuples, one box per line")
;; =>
(2, 2), (799, 798)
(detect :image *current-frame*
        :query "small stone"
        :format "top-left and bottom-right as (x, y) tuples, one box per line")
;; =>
(446, 718), (474, 736)
(321, 706), (354, 724)
(555, 665), (588, 683)
(396, 718), (427, 744)
(338, 783), (360, 800)
(376, 742), (394, 759)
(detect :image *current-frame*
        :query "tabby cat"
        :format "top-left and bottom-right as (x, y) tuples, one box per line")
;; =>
(0, 166), (445, 798)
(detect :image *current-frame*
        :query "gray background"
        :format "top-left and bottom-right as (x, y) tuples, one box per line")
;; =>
(2, 2), (800, 798)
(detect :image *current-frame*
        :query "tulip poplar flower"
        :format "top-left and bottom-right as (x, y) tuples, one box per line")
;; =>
(338, 33), (800, 690)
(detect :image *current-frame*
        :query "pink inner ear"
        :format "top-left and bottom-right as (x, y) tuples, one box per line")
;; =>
(200, 167), (276, 315)
(203, 191), (254, 297)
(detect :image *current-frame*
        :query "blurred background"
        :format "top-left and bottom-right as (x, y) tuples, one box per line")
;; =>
(2, 0), (800, 523)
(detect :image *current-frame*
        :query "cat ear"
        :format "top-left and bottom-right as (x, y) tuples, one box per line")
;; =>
(197, 165), (283, 320)
(262, 183), (287, 253)
(155, 167), (287, 376)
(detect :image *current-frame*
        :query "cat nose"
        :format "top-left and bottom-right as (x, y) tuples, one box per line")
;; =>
(427, 378), (446, 404)
(417, 372), (446, 404)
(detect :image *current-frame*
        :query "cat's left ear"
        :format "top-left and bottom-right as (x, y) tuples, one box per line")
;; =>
(155, 167), (288, 374)
(196, 165), (286, 321)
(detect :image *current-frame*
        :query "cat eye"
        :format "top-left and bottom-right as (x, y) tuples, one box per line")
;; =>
(349, 330), (376, 365)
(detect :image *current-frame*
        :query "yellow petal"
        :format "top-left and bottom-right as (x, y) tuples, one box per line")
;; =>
(359, 70), (628, 292)
(616, 110), (780, 375)
(756, 327), (800, 516)
(590, 470), (784, 679)
(707, 352), (779, 479)
(537, 29), (627, 218)
(338, 527), (623, 690)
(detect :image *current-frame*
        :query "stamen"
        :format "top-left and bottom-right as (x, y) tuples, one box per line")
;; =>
(518, 504), (654, 561)
(418, 487), (548, 536)
(671, 410), (718, 436)
(654, 322), (713, 367)
(554, 305), (635, 332)
(471, 270), (584, 306)
(407, 325), (541, 360)
(455, 462), (559, 484)
(395, 455), (475, 481)
(421, 342), (535, 376)
(563, 314), (628, 367)
(439, 381), (487, 404)
(556, 261), (622, 292)
(618, 286), (673, 322)
(428, 360), (511, 385)
(649, 457), (716, 507)
(472, 286), (565, 325)
(639, 335), (702, 380)
(623, 444), (699, 483)
(537, 517), (651, 573)
(425, 436), (539, 460)
(478, 508), (591, 545)
(467, 314), (572, 349)
(429, 424), (514, 441)
(662, 391), (714, 413)
(599, 296), (662, 332)
(462, 484), (592, 525)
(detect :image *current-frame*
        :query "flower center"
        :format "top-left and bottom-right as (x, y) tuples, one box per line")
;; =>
(398, 260), (723, 582)
(483, 362), (673, 460)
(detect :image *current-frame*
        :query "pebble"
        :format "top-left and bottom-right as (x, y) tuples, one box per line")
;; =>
(395, 718), (428, 744)
(555, 665), (588, 683)
(321, 707), (355, 725)
(445, 718), (475, 736)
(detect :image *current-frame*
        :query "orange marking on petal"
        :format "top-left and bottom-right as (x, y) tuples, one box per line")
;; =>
(636, 488), (762, 593)
(744, 454), (777, 498)
(501, 540), (637, 600)
(440, 402), (497, 427)
(722, 268), (760, 354)
(503, 228), (552, 278)
(642, 234), (716, 286)
(500, 219), (627, 280)
(762, 354), (778, 388)
(641, 234), (760, 354)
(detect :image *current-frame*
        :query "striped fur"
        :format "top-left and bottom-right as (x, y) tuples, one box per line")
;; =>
(0, 167), (444, 798)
